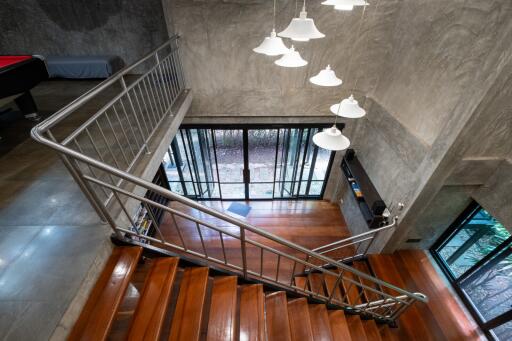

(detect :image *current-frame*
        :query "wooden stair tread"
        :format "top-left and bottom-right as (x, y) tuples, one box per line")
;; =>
(308, 273), (326, 296)
(169, 267), (209, 341)
(352, 261), (381, 302)
(378, 324), (399, 341)
(287, 298), (314, 341)
(328, 310), (352, 341)
(265, 292), (292, 341)
(69, 246), (142, 341)
(323, 273), (342, 302)
(127, 257), (179, 341)
(294, 276), (309, 291)
(346, 315), (368, 341)
(340, 271), (362, 305)
(239, 284), (265, 341)
(361, 320), (382, 341)
(207, 276), (238, 341)
(308, 304), (333, 341)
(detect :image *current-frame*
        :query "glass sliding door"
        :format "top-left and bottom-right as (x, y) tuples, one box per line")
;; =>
(431, 202), (512, 339)
(165, 125), (335, 200)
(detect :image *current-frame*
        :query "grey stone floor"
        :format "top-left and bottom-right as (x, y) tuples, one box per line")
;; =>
(0, 80), (115, 340)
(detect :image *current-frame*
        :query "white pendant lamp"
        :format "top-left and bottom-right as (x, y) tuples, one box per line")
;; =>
(322, 0), (369, 11)
(278, 1), (325, 42)
(253, 0), (290, 56)
(313, 125), (351, 151)
(330, 94), (366, 118)
(254, 29), (290, 56)
(275, 46), (308, 67)
(310, 65), (342, 86)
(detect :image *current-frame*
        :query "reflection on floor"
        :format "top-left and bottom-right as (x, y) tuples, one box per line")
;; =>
(0, 79), (115, 340)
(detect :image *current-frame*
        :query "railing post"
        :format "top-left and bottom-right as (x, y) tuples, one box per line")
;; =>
(120, 76), (150, 154)
(241, 227), (248, 279)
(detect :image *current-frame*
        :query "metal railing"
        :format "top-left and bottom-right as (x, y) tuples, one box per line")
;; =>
(31, 36), (427, 323)
(306, 217), (398, 268)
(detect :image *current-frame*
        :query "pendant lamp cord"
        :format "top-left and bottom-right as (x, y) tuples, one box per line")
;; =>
(273, 0), (276, 29)
(345, 6), (367, 93)
(354, 0), (381, 91)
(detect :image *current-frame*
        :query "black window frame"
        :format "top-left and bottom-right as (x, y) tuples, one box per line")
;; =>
(430, 200), (512, 340)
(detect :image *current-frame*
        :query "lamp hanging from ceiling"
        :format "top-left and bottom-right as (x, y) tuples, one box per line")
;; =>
(312, 125), (350, 151)
(330, 94), (366, 118)
(321, 0), (369, 11)
(253, 0), (290, 56)
(310, 65), (342, 87)
(275, 46), (308, 67)
(278, 0), (325, 42)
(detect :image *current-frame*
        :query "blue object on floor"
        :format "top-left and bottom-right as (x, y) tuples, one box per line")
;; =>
(227, 202), (251, 217)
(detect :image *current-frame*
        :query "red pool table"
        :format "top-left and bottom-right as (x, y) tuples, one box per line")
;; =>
(0, 55), (49, 121)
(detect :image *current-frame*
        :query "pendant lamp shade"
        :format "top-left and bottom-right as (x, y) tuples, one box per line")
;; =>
(313, 125), (351, 151)
(322, 0), (353, 10)
(278, 6), (325, 41)
(310, 65), (342, 86)
(275, 46), (308, 67)
(253, 29), (290, 56)
(330, 94), (366, 118)
(352, 0), (370, 6)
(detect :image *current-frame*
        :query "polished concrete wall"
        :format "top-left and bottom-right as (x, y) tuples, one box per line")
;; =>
(0, 0), (170, 65)
(166, 0), (512, 251)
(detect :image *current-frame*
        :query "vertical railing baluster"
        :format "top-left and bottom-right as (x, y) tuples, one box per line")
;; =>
(150, 70), (166, 116)
(117, 100), (144, 150)
(219, 231), (228, 265)
(290, 260), (297, 286)
(119, 78), (149, 153)
(95, 120), (122, 169)
(136, 82), (157, 128)
(240, 227), (248, 279)
(260, 247), (264, 277)
(164, 56), (178, 101)
(85, 128), (118, 186)
(112, 190), (141, 236)
(143, 202), (166, 244)
(142, 77), (160, 124)
(155, 53), (172, 108)
(104, 110), (130, 168)
(73, 139), (110, 200)
(111, 105), (137, 159)
(275, 254), (281, 282)
(130, 87), (151, 135)
(327, 270), (345, 304)
(196, 222), (208, 258)
(170, 213), (187, 250)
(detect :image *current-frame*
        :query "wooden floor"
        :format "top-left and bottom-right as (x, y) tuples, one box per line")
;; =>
(158, 200), (354, 282)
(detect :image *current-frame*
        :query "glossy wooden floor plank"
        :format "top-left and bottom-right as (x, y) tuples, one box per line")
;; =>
(169, 267), (209, 341)
(328, 310), (352, 341)
(361, 320), (382, 341)
(126, 257), (179, 341)
(308, 304), (334, 341)
(287, 298), (314, 341)
(69, 246), (142, 341)
(396, 250), (484, 340)
(368, 254), (436, 341)
(378, 324), (399, 341)
(207, 276), (239, 341)
(239, 284), (265, 341)
(265, 292), (292, 341)
(346, 315), (368, 341)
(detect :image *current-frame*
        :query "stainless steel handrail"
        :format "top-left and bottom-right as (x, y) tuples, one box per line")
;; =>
(30, 36), (427, 323)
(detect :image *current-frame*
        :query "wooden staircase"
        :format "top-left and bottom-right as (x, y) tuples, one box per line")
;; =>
(69, 246), (480, 340)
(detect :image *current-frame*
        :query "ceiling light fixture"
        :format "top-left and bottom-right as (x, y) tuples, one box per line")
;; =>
(330, 94), (366, 118)
(310, 65), (342, 86)
(313, 125), (351, 151)
(279, 0), (325, 42)
(275, 46), (308, 67)
(253, 0), (290, 56)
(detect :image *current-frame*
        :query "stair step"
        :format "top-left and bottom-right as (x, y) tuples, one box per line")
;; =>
(340, 271), (363, 305)
(308, 273), (326, 296)
(126, 257), (179, 341)
(308, 304), (334, 341)
(265, 292), (292, 341)
(294, 276), (309, 291)
(352, 261), (381, 302)
(323, 273), (342, 302)
(69, 246), (142, 341)
(346, 315), (368, 341)
(361, 320), (382, 341)
(328, 310), (352, 341)
(169, 267), (209, 341)
(207, 276), (238, 341)
(239, 284), (265, 341)
(287, 298), (314, 341)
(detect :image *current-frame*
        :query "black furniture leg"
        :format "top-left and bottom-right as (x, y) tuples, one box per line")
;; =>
(14, 91), (41, 121)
